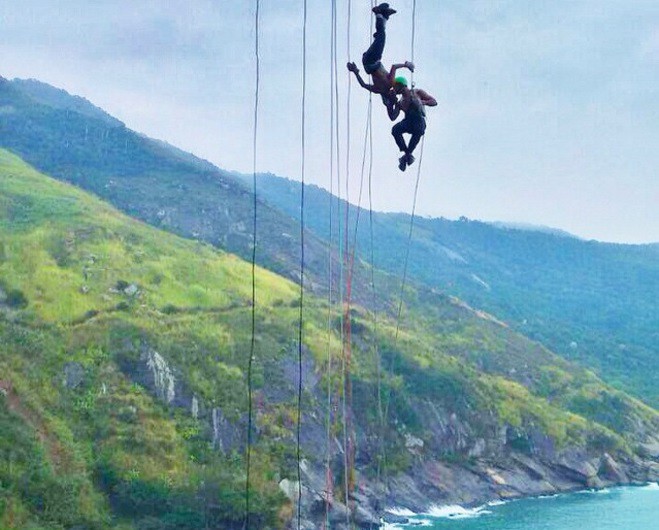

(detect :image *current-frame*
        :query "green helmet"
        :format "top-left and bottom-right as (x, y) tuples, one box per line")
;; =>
(394, 76), (408, 87)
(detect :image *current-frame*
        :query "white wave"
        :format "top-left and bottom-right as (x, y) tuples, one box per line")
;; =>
(387, 507), (418, 517)
(425, 504), (491, 519)
(382, 517), (432, 529)
(576, 488), (611, 495)
(642, 482), (659, 491)
(536, 493), (560, 500)
(487, 499), (508, 506)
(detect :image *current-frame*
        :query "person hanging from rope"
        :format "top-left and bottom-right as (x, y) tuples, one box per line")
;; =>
(389, 77), (437, 171)
(346, 3), (414, 111)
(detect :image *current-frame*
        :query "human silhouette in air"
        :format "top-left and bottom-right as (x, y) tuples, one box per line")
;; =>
(347, 3), (414, 112)
(389, 77), (437, 171)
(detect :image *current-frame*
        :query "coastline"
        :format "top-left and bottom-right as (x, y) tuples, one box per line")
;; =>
(382, 482), (659, 528)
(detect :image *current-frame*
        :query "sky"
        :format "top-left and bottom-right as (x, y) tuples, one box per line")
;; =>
(1, 0), (658, 243)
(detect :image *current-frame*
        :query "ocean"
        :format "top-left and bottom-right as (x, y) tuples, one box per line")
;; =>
(385, 483), (659, 529)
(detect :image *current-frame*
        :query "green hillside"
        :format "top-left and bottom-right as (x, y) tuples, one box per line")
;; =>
(3, 76), (656, 412)
(0, 76), (331, 291)
(1, 150), (658, 528)
(250, 173), (659, 407)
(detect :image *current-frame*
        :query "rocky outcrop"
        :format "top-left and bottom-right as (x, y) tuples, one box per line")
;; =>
(142, 349), (176, 404)
(115, 344), (659, 530)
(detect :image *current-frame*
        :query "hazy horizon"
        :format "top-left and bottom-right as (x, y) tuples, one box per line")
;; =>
(2, 0), (657, 243)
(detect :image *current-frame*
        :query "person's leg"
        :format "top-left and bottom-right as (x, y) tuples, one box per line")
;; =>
(406, 118), (426, 160)
(392, 120), (409, 153)
(407, 132), (422, 155)
(362, 15), (386, 69)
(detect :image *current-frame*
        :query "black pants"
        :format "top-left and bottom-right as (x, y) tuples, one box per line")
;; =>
(362, 16), (386, 74)
(392, 115), (426, 155)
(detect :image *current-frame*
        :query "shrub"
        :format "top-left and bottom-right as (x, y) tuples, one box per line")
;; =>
(5, 289), (28, 309)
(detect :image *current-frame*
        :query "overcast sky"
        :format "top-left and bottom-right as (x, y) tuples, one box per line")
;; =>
(1, 1), (658, 243)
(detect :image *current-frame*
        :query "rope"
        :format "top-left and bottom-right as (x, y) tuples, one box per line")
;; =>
(381, 0), (425, 501)
(394, 136), (424, 340)
(244, 0), (260, 528)
(296, 0), (308, 527)
(366, 0), (384, 489)
(341, 0), (356, 520)
(323, 0), (338, 525)
(411, 0), (417, 86)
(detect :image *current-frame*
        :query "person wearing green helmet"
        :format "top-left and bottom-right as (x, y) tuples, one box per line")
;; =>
(389, 78), (437, 171)
(347, 3), (414, 110)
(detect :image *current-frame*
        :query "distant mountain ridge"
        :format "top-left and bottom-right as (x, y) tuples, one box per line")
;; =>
(10, 78), (122, 126)
(1, 76), (659, 528)
(248, 174), (659, 407)
(1, 148), (658, 529)
(489, 221), (581, 239)
(1, 76), (657, 409)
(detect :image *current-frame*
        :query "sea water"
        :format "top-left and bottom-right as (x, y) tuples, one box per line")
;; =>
(385, 483), (659, 529)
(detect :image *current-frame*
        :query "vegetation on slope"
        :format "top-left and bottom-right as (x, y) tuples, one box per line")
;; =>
(251, 173), (659, 407)
(1, 150), (657, 527)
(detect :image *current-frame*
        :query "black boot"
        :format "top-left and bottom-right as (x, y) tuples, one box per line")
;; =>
(372, 3), (397, 19)
(398, 154), (408, 172)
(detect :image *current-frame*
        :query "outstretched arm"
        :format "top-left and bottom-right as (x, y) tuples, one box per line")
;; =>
(347, 62), (377, 93)
(415, 88), (437, 107)
(388, 61), (414, 81)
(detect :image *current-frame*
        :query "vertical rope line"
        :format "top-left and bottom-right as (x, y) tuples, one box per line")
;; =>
(324, 1), (337, 527)
(324, 0), (336, 529)
(331, 0), (347, 523)
(366, 0), (384, 491)
(296, 1), (308, 528)
(383, 136), (425, 445)
(244, 1), (260, 528)
(341, 0), (354, 521)
(411, 0), (417, 86)
(382, 0), (423, 492)
(395, 136), (424, 340)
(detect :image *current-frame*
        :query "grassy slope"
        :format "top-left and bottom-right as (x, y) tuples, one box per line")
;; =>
(0, 77), (331, 293)
(2, 76), (656, 410)
(1, 150), (657, 529)
(251, 174), (659, 407)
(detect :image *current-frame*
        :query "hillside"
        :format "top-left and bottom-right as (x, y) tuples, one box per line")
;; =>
(3, 76), (657, 411)
(0, 76), (335, 296)
(249, 173), (659, 407)
(1, 150), (658, 529)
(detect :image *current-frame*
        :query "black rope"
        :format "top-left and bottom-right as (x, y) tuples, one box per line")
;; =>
(382, 0), (424, 491)
(324, 0), (338, 526)
(366, 0), (384, 489)
(296, 0), (307, 527)
(394, 136), (424, 340)
(341, 0), (353, 522)
(244, 1), (260, 528)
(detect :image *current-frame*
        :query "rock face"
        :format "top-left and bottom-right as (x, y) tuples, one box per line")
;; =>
(211, 407), (242, 453)
(114, 343), (658, 530)
(142, 349), (176, 404)
(62, 362), (86, 389)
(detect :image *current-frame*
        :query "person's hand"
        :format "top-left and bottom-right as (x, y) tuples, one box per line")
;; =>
(347, 62), (359, 73)
(405, 61), (415, 72)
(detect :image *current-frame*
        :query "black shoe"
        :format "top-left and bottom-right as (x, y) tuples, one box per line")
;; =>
(398, 155), (407, 172)
(405, 153), (415, 166)
(373, 3), (397, 18)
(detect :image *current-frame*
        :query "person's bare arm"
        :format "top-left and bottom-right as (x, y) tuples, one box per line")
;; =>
(347, 62), (377, 93)
(415, 88), (437, 107)
(387, 96), (402, 121)
(388, 61), (415, 79)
